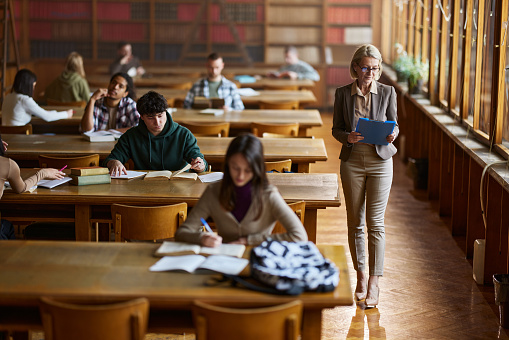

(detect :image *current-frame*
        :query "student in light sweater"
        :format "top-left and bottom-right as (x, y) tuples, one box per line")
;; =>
(0, 135), (65, 239)
(175, 133), (308, 247)
(1, 69), (73, 126)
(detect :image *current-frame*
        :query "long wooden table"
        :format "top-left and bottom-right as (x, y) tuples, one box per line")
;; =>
(0, 241), (352, 339)
(18, 107), (323, 136)
(0, 172), (340, 243)
(2, 135), (327, 172)
(93, 65), (277, 76)
(88, 73), (315, 90)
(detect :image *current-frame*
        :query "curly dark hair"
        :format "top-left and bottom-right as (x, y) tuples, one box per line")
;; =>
(136, 91), (168, 117)
(110, 72), (136, 100)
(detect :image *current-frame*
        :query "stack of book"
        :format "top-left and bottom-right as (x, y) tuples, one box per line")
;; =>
(69, 167), (111, 186)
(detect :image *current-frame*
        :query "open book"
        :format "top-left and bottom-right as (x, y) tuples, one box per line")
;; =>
(144, 164), (197, 181)
(83, 129), (123, 142)
(149, 254), (249, 275)
(155, 241), (246, 258)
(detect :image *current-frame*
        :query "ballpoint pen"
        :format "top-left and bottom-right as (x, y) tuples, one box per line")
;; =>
(59, 165), (68, 172)
(200, 218), (213, 233)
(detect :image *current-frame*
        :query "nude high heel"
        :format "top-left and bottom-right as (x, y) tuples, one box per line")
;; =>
(364, 286), (379, 308)
(354, 272), (367, 301)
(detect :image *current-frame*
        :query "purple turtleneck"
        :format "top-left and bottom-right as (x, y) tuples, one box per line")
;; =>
(231, 181), (252, 222)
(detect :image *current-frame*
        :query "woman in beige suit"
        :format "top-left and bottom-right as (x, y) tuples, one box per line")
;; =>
(332, 44), (399, 308)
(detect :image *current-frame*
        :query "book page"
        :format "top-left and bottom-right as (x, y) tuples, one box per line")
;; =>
(37, 177), (72, 189)
(144, 170), (173, 180)
(198, 255), (249, 275)
(155, 241), (201, 257)
(149, 255), (205, 273)
(172, 172), (198, 180)
(198, 172), (224, 183)
(170, 163), (192, 178)
(111, 171), (147, 180)
(199, 244), (246, 258)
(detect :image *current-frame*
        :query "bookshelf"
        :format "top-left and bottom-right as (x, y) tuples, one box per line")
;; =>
(13, 0), (374, 108)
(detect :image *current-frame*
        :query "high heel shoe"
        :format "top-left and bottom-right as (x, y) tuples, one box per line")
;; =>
(364, 286), (379, 308)
(355, 290), (367, 301)
(354, 279), (367, 301)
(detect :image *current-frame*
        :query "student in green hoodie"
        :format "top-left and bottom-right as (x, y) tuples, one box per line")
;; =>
(45, 52), (90, 103)
(105, 91), (207, 176)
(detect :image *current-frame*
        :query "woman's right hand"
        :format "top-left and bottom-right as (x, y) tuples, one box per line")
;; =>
(66, 109), (73, 118)
(44, 168), (65, 180)
(347, 131), (364, 144)
(200, 233), (223, 248)
(2, 140), (7, 152)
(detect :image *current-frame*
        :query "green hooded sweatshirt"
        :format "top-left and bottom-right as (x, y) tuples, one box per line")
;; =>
(45, 71), (90, 103)
(104, 111), (207, 171)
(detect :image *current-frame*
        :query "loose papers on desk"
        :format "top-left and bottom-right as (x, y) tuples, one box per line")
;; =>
(111, 171), (147, 180)
(83, 129), (123, 142)
(150, 255), (248, 275)
(37, 177), (72, 189)
(237, 88), (260, 96)
(198, 172), (223, 183)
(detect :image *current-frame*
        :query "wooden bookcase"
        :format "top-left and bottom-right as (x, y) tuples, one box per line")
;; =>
(13, 0), (374, 108)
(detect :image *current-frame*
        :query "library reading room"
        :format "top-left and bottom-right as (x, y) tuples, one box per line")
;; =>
(1, 0), (509, 339)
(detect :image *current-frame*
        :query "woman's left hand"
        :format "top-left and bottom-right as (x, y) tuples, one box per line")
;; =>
(229, 237), (248, 245)
(386, 132), (396, 143)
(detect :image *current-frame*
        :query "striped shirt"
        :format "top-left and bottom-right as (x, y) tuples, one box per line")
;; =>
(91, 97), (139, 131)
(183, 76), (244, 110)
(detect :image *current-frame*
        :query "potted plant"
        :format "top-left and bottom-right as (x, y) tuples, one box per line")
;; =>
(407, 58), (429, 95)
(392, 54), (413, 82)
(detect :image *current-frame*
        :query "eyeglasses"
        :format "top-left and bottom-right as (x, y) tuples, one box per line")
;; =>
(357, 65), (380, 73)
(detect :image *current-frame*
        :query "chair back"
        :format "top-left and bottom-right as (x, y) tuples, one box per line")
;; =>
(265, 159), (292, 173)
(180, 122), (230, 137)
(38, 154), (100, 168)
(46, 99), (87, 107)
(272, 201), (305, 234)
(39, 297), (149, 340)
(159, 82), (193, 90)
(0, 124), (32, 135)
(258, 100), (299, 110)
(251, 122), (299, 137)
(193, 300), (302, 340)
(263, 85), (299, 91)
(111, 203), (187, 242)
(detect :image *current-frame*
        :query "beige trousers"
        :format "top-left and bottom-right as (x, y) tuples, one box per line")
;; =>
(340, 144), (393, 276)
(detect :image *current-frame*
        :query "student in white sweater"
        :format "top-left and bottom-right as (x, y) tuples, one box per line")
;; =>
(1, 69), (73, 126)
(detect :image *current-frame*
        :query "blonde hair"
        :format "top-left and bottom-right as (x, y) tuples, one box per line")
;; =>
(349, 44), (383, 81)
(64, 52), (86, 78)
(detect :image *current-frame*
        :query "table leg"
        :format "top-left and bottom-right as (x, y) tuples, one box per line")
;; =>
(304, 208), (317, 243)
(75, 204), (91, 241)
(301, 308), (322, 340)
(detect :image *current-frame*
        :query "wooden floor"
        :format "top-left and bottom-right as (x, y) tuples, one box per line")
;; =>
(31, 111), (509, 340)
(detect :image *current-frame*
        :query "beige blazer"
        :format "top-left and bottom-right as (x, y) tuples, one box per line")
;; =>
(332, 81), (399, 161)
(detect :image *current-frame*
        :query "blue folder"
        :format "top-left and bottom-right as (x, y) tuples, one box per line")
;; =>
(355, 118), (396, 146)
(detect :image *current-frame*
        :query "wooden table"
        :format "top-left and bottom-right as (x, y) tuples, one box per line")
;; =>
(20, 107), (323, 136)
(0, 172), (339, 243)
(0, 241), (352, 339)
(149, 88), (317, 108)
(2, 135), (328, 172)
(93, 65), (278, 77)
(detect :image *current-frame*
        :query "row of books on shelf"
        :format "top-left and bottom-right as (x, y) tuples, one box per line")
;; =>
(30, 41), (92, 59)
(327, 7), (370, 24)
(210, 4), (264, 22)
(327, 27), (373, 45)
(267, 27), (321, 45)
(154, 24), (263, 44)
(326, 67), (351, 86)
(30, 22), (91, 41)
(268, 6), (322, 25)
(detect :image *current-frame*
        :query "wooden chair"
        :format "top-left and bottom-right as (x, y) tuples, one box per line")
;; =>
(111, 203), (187, 242)
(258, 100), (299, 110)
(265, 159), (292, 173)
(38, 154), (100, 168)
(0, 124), (32, 135)
(180, 122), (230, 137)
(39, 297), (149, 340)
(159, 82), (193, 90)
(251, 122), (299, 137)
(46, 99), (87, 107)
(272, 201), (305, 234)
(192, 300), (302, 340)
(263, 85), (299, 91)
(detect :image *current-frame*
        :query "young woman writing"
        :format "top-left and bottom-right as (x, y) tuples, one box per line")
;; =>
(175, 133), (308, 247)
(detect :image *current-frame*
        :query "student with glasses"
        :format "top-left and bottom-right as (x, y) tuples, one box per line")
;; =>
(332, 44), (399, 309)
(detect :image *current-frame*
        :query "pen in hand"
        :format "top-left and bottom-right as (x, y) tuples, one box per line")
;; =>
(200, 218), (213, 233)
(59, 165), (68, 172)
